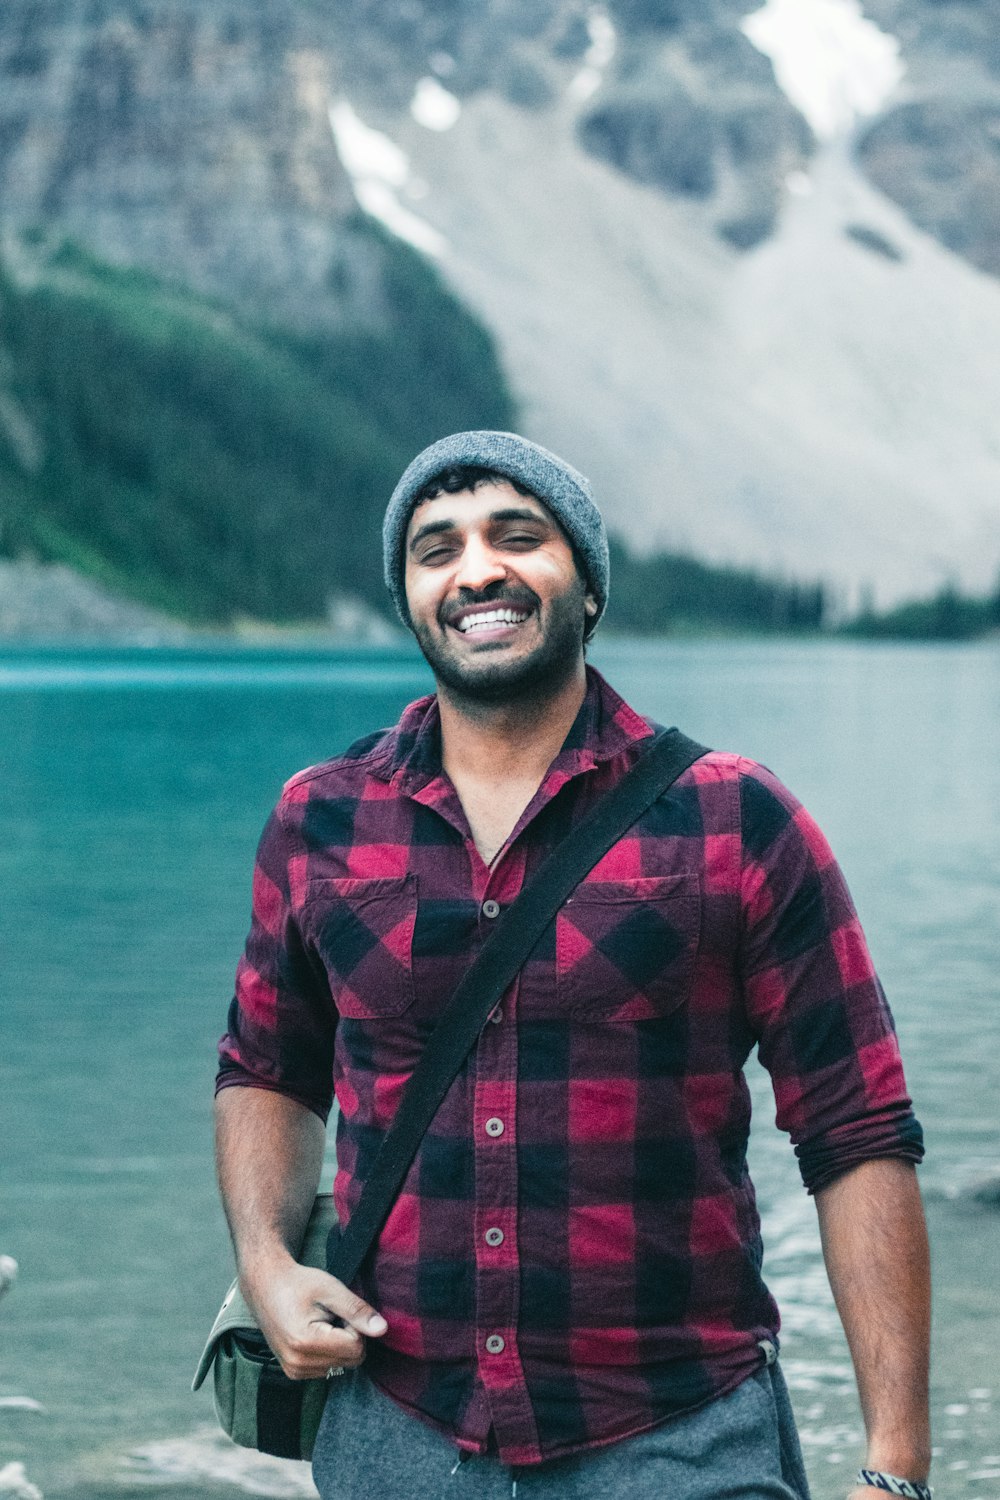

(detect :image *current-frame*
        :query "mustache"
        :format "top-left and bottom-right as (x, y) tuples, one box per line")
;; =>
(440, 584), (539, 624)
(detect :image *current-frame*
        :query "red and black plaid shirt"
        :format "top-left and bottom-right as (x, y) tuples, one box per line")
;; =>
(217, 668), (923, 1465)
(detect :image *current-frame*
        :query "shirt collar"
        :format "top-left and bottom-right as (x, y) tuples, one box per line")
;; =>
(372, 666), (654, 795)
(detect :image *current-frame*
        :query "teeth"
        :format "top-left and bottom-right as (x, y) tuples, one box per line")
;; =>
(455, 608), (530, 633)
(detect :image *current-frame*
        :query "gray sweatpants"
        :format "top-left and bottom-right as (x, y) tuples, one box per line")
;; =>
(312, 1362), (812, 1500)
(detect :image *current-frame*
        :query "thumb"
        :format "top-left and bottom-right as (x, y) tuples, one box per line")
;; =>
(316, 1279), (388, 1338)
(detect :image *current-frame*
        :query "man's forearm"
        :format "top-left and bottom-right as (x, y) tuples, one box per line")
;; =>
(214, 1085), (325, 1300)
(815, 1157), (931, 1482)
(214, 1085), (387, 1377)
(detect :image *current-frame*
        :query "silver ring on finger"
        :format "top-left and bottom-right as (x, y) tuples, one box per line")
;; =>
(326, 1365), (346, 1379)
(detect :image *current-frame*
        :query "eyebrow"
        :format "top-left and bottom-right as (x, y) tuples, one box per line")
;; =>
(408, 507), (550, 552)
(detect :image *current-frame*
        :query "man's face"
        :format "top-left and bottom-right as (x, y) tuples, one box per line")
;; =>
(403, 481), (597, 705)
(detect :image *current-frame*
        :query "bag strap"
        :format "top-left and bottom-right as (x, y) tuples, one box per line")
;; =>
(328, 726), (710, 1285)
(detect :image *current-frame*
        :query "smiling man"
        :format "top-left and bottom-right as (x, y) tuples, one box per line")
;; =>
(402, 468), (596, 706)
(215, 432), (931, 1500)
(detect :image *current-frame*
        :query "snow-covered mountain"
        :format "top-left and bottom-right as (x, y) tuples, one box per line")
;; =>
(1, 0), (997, 608)
(324, 0), (1000, 606)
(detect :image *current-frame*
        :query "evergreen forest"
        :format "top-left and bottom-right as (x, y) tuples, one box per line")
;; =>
(0, 226), (515, 624)
(0, 231), (995, 640)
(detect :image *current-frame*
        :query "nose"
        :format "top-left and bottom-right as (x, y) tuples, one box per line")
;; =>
(453, 534), (507, 594)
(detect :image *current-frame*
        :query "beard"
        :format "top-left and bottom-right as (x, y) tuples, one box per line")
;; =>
(411, 577), (589, 710)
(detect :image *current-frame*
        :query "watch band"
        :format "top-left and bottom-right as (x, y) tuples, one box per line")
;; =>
(856, 1469), (933, 1500)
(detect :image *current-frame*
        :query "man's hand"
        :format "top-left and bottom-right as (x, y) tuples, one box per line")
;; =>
(214, 1089), (390, 1380)
(245, 1258), (388, 1381)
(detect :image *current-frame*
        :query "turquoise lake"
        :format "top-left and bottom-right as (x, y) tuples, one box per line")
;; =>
(1, 638), (998, 1499)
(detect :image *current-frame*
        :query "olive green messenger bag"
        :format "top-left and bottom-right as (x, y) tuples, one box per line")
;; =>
(193, 728), (709, 1461)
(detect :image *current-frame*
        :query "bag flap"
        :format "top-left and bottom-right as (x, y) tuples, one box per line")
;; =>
(192, 1193), (339, 1391)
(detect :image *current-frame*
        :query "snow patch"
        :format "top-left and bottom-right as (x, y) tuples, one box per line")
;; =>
(741, 0), (904, 139)
(0, 1465), (43, 1500)
(329, 101), (408, 187)
(584, 9), (617, 70)
(352, 182), (447, 258)
(568, 9), (617, 105)
(329, 102), (447, 258)
(0, 1256), (17, 1298)
(125, 1427), (317, 1497)
(411, 76), (461, 132)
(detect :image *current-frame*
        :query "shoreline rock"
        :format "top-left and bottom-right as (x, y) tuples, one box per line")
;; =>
(0, 562), (402, 645)
(0, 561), (189, 643)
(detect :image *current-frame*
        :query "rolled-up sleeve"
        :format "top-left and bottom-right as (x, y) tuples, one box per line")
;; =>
(738, 762), (924, 1194)
(216, 801), (335, 1122)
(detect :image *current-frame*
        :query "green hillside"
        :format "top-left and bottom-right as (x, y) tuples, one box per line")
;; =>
(0, 231), (831, 638)
(0, 225), (515, 624)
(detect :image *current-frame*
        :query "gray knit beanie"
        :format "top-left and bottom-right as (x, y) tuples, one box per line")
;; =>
(382, 430), (609, 636)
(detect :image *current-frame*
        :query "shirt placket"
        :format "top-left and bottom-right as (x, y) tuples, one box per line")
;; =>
(468, 839), (543, 1463)
(405, 756), (601, 1463)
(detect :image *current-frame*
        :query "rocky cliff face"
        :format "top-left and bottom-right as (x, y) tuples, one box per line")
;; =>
(311, 0), (1000, 287)
(321, 0), (811, 251)
(578, 9), (812, 249)
(4, 1), (995, 296)
(857, 0), (1000, 279)
(0, 1), (393, 330)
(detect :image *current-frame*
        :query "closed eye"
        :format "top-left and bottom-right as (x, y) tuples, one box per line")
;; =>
(415, 541), (461, 565)
(493, 525), (548, 548)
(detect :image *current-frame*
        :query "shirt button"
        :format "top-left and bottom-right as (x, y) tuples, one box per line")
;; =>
(485, 1334), (506, 1354)
(489, 1007), (503, 1025)
(484, 1227), (504, 1247)
(484, 1117), (504, 1137)
(482, 899), (501, 919)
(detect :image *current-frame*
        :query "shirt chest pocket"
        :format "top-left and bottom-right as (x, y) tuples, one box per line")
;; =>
(304, 876), (417, 1019)
(556, 874), (701, 1022)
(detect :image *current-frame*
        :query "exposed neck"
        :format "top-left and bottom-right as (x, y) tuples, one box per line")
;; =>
(438, 660), (589, 787)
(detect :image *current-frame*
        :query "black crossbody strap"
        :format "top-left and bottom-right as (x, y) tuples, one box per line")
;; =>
(328, 727), (709, 1286)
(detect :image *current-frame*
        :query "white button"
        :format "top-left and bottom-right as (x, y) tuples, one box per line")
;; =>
(484, 1227), (504, 1247)
(484, 1117), (504, 1137)
(485, 1334), (506, 1354)
(489, 1007), (503, 1025)
(482, 899), (501, 919)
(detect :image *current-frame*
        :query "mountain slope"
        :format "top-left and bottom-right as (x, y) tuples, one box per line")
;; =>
(0, 0), (998, 616)
(363, 89), (1000, 604)
(314, 0), (1000, 605)
(0, 233), (514, 622)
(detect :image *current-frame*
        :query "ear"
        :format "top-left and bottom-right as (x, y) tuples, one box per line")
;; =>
(584, 595), (599, 618)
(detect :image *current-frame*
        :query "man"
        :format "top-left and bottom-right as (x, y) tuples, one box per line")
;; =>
(215, 432), (931, 1500)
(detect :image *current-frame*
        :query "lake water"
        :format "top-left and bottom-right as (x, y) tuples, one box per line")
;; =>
(1, 638), (998, 1500)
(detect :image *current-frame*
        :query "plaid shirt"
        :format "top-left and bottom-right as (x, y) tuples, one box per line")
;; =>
(217, 668), (923, 1465)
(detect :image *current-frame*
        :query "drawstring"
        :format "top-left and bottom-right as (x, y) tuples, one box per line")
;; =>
(449, 1451), (478, 1478)
(447, 1449), (519, 1495)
